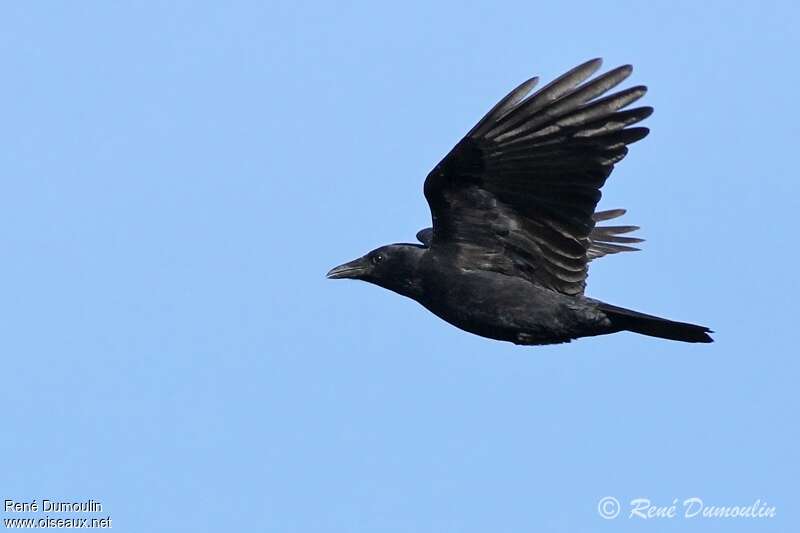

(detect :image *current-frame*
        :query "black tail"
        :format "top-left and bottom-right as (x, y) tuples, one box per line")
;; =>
(600, 303), (713, 343)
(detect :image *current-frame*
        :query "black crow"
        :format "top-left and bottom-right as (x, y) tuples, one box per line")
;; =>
(327, 59), (713, 345)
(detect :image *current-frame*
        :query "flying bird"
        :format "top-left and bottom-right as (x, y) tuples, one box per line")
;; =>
(327, 59), (713, 345)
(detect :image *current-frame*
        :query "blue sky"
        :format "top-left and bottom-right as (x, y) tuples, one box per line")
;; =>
(1, 1), (797, 531)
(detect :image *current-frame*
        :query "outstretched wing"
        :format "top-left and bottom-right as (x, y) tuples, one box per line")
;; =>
(423, 59), (652, 295)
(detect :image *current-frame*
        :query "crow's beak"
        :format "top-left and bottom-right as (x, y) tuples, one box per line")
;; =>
(326, 257), (368, 279)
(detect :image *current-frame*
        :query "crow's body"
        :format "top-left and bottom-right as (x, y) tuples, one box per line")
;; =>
(418, 261), (611, 345)
(328, 59), (713, 345)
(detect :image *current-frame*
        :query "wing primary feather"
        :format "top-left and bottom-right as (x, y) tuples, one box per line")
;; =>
(575, 107), (653, 138)
(593, 208), (627, 221)
(491, 65), (634, 142)
(469, 77), (539, 138)
(493, 102), (649, 150)
(593, 225), (640, 235)
(594, 234), (644, 244)
(549, 86), (647, 131)
(485, 58), (604, 138)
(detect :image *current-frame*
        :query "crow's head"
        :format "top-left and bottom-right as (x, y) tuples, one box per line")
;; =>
(326, 244), (425, 298)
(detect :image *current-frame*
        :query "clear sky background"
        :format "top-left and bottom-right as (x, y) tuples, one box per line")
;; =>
(1, 2), (797, 532)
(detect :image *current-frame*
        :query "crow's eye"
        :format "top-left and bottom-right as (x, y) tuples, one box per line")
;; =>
(371, 253), (384, 265)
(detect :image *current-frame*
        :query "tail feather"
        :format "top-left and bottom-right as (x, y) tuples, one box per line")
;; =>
(600, 303), (713, 343)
